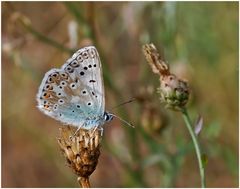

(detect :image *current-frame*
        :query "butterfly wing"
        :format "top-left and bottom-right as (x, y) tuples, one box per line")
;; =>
(36, 46), (105, 128)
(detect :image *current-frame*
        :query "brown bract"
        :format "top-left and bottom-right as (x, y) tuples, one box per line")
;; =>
(57, 126), (101, 187)
(142, 43), (170, 76)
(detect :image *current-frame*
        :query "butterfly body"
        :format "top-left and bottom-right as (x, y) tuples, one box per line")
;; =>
(78, 111), (113, 130)
(37, 46), (112, 130)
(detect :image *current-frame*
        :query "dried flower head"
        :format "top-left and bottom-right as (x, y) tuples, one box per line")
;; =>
(57, 126), (101, 187)
(142, 43), (189, 110)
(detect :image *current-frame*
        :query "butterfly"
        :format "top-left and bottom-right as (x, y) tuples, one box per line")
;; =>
(36, 46), (116, 132)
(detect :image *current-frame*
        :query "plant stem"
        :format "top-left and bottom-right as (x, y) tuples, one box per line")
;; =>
(181, 108), (206, 188)
(78, 177), (90, 188)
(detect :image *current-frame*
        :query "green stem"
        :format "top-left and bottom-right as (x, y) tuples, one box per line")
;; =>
(181, 108), (206, 188)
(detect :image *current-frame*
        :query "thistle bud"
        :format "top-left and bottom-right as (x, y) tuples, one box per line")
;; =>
(57, 126), (101, 187)
(159, 74), (189, 110)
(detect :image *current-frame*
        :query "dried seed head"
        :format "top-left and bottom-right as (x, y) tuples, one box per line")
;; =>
(57, 126), (101, 187)
(142, 43), (190, 110)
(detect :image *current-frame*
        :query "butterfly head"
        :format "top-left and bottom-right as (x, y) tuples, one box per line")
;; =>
(103, 112), (113, 122)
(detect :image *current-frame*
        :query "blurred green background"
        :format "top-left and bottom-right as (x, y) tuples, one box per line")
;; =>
(2, 2), (238, 187)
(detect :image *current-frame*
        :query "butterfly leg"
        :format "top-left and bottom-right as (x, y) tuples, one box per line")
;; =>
(73, 124), (84, 136)
(91, 126), (98, 136)
(90, 126), (104, 138)
(99, 127), (104, 136)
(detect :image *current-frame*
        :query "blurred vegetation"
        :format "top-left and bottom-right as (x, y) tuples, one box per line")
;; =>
(2, 2), (238, 187)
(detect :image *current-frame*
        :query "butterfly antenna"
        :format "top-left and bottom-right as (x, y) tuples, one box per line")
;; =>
(110, 98), (136, 110)
(111, 114), (135, 128)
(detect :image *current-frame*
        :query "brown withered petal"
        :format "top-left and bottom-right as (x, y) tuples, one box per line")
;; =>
(142, 43), (170, 76)
(57, 126), (101, 187)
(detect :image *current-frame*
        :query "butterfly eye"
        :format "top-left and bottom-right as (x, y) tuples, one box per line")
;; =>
(104, 114), (109, 121)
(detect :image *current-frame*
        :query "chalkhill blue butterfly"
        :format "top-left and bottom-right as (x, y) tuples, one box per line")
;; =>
(37, 46), (133, 133)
